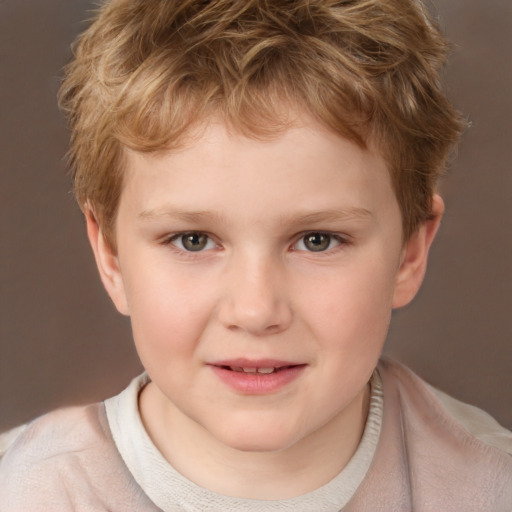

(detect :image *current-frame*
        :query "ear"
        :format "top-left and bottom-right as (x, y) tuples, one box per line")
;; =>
(85, 210), (130, 316)
(392, 194), (444, 309)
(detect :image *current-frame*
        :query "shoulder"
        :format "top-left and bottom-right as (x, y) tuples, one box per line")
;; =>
(0, 424), (27, 459)
(367, 359), (512, 510)
(378, 358), (512, 455)
(428, 382), (512, 455)
(0, 402), (109, 465)
(347, 360), (512, 510)
(0, 395), (157, 510)
(0, 404), (102, 510)
(0, 403), (110, 488)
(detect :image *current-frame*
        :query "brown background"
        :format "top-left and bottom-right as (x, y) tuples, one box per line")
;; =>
(1, 0), (511, 433)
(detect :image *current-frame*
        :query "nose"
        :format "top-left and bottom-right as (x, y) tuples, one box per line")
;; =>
(217, 253), (292, 336)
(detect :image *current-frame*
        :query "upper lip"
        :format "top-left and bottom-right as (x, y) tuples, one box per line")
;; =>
(208, 358), (303, 369)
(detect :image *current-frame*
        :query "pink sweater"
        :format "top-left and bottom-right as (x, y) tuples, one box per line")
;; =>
(1, 360), (511, 511)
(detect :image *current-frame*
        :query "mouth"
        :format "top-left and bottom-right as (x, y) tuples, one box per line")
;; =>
(208, 360), (306, 394)
(219, 365), (299, 375)
(210, 358), (304, 373)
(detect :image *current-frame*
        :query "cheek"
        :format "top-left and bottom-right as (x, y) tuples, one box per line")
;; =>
(302, 265), (395, 417)
(123, 265), (217, 363)
(303, 259), (397, 353)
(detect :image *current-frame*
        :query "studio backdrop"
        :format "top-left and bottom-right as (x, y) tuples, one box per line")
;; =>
(1, 0), (511, 432)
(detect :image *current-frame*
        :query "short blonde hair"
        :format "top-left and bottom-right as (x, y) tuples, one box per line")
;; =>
(59, 0), (465, 247)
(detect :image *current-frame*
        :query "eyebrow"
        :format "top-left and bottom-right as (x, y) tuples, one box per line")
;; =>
(138, 209), (225, 223)
(138, 207), (373, 225)
(280, 208), (373, 225)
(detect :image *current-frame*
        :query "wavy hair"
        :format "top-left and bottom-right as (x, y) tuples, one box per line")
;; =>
(59, 0), (465, 246)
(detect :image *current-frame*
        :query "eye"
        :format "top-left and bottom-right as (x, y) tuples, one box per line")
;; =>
(170, 232), (216, 252)
(294, 232), (342, 252)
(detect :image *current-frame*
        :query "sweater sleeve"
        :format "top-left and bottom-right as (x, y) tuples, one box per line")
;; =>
(429, 385), (512, 456)
(0, 404), (160, 511)
(0, 424), (27, 459)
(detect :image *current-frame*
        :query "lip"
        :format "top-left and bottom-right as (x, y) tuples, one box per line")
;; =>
(208, 359), (306, 395)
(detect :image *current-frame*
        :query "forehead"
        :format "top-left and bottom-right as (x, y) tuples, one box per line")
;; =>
(119, 117), (398, 228)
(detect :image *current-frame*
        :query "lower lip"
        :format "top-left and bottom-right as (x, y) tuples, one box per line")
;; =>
(209, 365), (306, 394)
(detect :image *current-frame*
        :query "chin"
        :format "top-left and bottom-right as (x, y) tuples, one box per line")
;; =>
(214, 421), (300, 454)
(224, 437), (290, 454)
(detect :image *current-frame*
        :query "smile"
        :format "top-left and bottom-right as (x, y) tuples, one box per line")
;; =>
(208, 360), (306, 394)
(225, 366), (294, 374)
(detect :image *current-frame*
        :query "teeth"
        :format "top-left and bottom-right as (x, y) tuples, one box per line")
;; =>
(256, 367), (275, 374)
(229, 366), (276, 374)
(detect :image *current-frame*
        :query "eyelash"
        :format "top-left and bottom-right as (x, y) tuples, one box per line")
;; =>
(292, 232), (349, 254)
(161, 231), (350, 255)
(163, 232), (218, 255)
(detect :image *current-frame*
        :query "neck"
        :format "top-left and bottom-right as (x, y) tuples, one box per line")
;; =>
(139, 382), (370, 500)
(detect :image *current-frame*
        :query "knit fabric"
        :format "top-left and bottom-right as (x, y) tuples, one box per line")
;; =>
(1, 359), (511, 511)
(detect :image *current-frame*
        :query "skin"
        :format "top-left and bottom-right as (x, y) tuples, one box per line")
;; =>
(86, 115), (443, 499)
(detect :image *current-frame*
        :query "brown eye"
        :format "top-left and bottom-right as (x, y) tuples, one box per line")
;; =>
(302, 233), (332, 252)
(180, 233), (210, 251)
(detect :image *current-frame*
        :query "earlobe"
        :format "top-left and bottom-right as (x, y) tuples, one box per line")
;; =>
(392, 194), (444, 309)
(85, 210), (130, 316)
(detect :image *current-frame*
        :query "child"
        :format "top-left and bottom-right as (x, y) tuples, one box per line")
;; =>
(1, 0), (511, 509)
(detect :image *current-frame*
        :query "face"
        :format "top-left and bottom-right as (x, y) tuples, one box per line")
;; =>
(90, 116), (437, 456)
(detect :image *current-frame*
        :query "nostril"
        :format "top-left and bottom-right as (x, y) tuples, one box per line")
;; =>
(217, 286), (293, 335)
